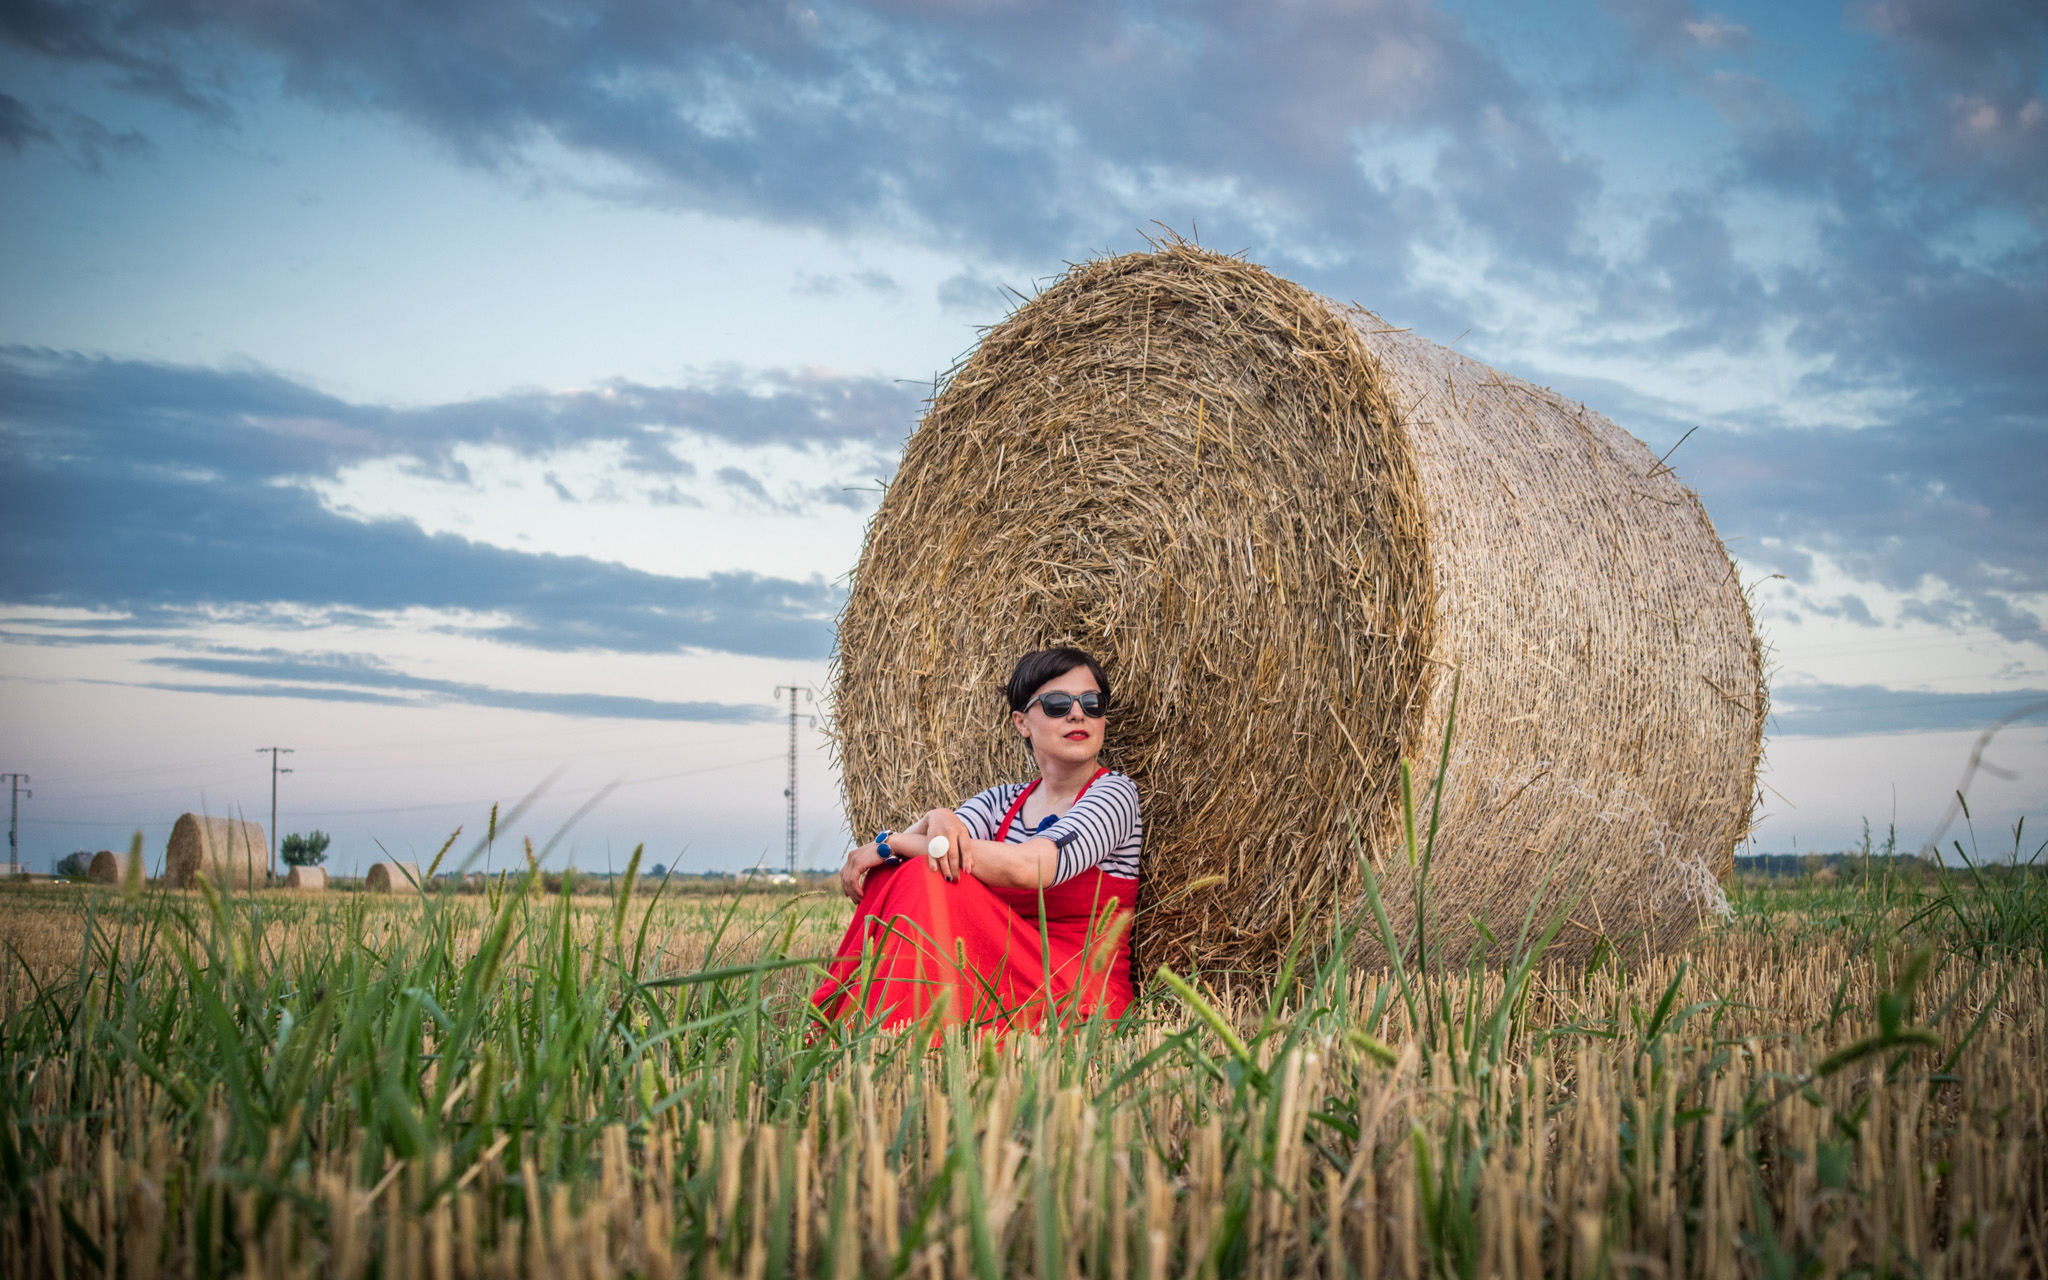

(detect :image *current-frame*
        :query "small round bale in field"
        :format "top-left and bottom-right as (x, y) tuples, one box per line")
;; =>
(366, 861), (422, 893)
(165, 814), (267, 890)
(834, 243), (1765, 976)
(285, 866), (327, 891)
(87, 851), (121, 883)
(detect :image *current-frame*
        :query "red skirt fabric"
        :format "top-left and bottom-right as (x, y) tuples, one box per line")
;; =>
(811, 857), (1138, 1034)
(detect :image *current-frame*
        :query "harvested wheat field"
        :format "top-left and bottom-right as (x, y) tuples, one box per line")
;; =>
(834, 243), (1764, 979)
(1, 827), (2041, 1278)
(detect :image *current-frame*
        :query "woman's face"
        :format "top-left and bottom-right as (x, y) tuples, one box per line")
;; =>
(1012, 665), (1106, 768)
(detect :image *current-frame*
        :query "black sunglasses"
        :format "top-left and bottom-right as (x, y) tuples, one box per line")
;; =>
(1024, 690), (1108, 718)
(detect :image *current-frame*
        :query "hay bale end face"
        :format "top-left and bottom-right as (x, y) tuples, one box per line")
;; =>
(833, 244), (1764, 976)
(284, 866), (327, 891)
(87, 851), (121, 884)
(366, 861), (422, 893)
(165, 815), (267, 890)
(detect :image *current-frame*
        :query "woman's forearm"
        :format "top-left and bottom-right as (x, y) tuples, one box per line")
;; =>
(966, 836), (1060, 889)
(882, 820), (1057, 887)
(888, 830), (933, 857)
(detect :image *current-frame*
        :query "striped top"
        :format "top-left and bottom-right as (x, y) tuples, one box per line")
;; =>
(955, 770), (1143, 886)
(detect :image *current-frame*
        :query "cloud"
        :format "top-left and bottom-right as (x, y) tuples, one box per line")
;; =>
(1517, 2), (2046, 643)
(127, 680), (416, 707)
(1855, 0), (2048, 216)
(0, 92), (54, 151)
(135, 649), (776, 722)
(5, 0), (2045, 670)
(1606, 0), (1754, 62)
(0, 0), (1587, 282)
(1807, 594), (1882, 628)
(0, 624), (196, 647)
(0, 347), (872, 656)
(0, 462), (843, 655)
(1683, 413), (2045, 641)
(11, 0), (2026, 411)
(937, 272), (1013, 315)
(714, 465), (770, 503)
(1675, 3), (2046, 402)
(0, 346), (919, 480)
(1588, 192), (1772, 355)
(794, 270), (898, 297)
(0, 90), (151, 168)
(1771, 681), (2048, 736)
(1513, 362), (2046, 650)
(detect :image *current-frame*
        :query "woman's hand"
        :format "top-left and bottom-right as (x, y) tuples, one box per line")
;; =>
(921, 808), (974, 882)
(838, 843), (883, 902)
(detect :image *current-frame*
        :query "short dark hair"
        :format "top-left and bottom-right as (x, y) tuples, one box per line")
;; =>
(1006, 647), (1111, 713)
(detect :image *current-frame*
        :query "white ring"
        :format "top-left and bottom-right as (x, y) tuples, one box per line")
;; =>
(927, 836), (950, 861)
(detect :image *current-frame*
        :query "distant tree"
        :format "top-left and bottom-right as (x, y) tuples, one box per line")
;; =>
(647, 863), (667, 879)
(56, 850), (92, 879)
(281, 830), (331, 867)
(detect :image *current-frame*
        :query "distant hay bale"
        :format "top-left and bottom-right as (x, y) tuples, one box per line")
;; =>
(284, 866), (327, 891)
(833, 243), (1765, 976)
(165, 815), (267, 890)
(86, 851), (122, 884)
(366, 862), (422, 893)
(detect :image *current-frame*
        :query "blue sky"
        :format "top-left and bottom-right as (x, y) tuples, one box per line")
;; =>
(3, 0), (2044, 873)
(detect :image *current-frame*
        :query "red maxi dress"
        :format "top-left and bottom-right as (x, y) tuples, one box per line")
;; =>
(811, 769), (1139, 1034)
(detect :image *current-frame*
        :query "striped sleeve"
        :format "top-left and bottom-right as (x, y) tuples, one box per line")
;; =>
(1043, 772), (1142, 885)
(953, 784), (1018, 841)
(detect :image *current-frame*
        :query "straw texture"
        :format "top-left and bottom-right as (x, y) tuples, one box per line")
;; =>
(833, 243), (1764, 975)
(86, 851), (121, 884)
(284, 866), (327, 891)
(165, 815), (267, 891)
(366, 862), (421, 893)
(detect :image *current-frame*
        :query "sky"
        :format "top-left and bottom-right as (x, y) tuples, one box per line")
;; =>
(2, 0), (2044, 876)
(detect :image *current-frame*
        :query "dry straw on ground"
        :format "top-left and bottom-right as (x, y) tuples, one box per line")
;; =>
(366, 861), (421, 893)
(285, 866), (327, 891)
(834, 242), (1765, 976)
(164, 814), (266, 890)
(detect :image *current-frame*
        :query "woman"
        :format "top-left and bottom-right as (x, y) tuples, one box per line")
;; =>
(812, 647), (1143, 1034)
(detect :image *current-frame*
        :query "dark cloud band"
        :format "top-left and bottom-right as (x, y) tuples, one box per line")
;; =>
(130, 649), (776, 722)
(1771, 682), (2048, 738)
(0, 347), (881, 657)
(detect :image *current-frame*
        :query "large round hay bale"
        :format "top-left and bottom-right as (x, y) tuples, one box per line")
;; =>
(165, 815), (267, 890)
(284, 866), (327, 891)
(366, 861), (422, 893)
(86, 851), (122, 884)
(834, 244), (1764, 976)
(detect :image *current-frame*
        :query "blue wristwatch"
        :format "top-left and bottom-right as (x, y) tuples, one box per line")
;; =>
(875, 830), (902, 867)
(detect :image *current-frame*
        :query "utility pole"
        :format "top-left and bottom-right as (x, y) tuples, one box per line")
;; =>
(772, 687), (812, 877)
(3, 774), (28, 877)
(256, 748), (293, 880)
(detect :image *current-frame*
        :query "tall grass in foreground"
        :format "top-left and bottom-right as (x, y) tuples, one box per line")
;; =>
(1, 825), (2042, 1278)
